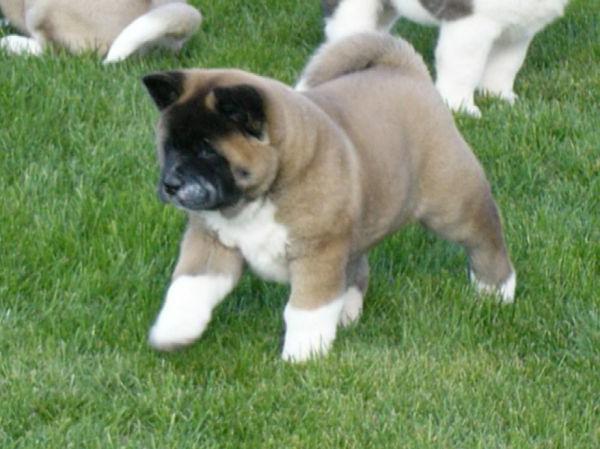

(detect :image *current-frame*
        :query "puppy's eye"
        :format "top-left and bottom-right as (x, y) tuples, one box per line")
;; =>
(234, 167), (251, 179)
(195, 139), (215, 158)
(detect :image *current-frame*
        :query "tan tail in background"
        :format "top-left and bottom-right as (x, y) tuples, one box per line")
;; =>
(104, 3), (201, 63)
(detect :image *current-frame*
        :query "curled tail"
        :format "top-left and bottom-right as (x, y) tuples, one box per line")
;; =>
(296, 32), (430, 90)
(104, 3), (202, 63)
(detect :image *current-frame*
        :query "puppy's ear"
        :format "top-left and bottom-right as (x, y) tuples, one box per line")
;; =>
(212, 84), (266, 138)
(142, 71), (184, 110)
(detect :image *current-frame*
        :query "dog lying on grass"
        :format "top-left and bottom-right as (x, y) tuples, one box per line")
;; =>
(0, 0), (201, 63)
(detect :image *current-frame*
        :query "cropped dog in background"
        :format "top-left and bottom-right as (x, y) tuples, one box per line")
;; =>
(0, 0), (201, 63)
(322, 0), (569, 116)
(142, 33), (516, 362)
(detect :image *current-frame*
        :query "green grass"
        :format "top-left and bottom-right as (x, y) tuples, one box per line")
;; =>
(1, 0), (598, 447)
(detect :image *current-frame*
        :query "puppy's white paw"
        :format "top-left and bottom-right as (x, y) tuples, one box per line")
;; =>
(459, 103), (482, 118)
(470, 270), (516, 304)
(148, 274), (234, 351)
(0, 35), (43, 55)
(281, 328), (336, 362)
(436, 82), (482, 118)
(282, 297), (344, 363)
(479, 87), (518, 105)
(445, 99), (481, 118)
(339, 287), (363, 327)
(498, 90), (518, 105)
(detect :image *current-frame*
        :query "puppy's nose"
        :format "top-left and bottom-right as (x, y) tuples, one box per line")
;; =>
(163, 173), (183, 196)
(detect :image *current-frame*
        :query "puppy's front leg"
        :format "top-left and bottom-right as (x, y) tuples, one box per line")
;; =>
(282, 242), (349, 362)
(149, 221), (243, 351)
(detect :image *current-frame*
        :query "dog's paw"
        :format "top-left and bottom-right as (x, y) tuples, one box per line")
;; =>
(0, 35), (43, 55)
(281, 329), (336, 362)
(282, 298), (344, 363)
(450, 101), (482, 118)
(339, 287), (363, 327)
(148, 274), (234, 351)
(497, 90), (518, 105)
(479, 87), (519, 105)
(470, 270), (516, 304)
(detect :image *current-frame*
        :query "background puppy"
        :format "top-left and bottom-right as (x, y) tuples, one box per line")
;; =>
(0, 0), (201, 63)
(322, 0), (569, 116)
(142, 32), (515, 362)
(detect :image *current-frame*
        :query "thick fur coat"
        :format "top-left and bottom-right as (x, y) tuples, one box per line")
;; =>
(142, 33), (516, 362)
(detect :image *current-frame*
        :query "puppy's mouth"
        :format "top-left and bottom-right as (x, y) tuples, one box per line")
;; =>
(158, 178), (240, 211)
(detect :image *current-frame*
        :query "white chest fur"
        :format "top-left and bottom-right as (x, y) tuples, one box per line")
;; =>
(200, 200), (290, 283)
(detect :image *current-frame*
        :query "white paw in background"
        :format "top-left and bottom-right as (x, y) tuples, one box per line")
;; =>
(282, 296), (345, 362)
(438, 90), (482, 117)
(455, 102), (482, 118)
(0, 35), (43, 55)
(148, 274), (234, 351)
(470, 270), (517, 304)
(496, 90), (518, 105)
(339, 287), (363, 327)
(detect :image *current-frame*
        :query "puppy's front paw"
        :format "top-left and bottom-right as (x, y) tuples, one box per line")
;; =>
(281, 330), (335, 362)
(148, 275), (234, 351)
(0, 35), (43, 55)
(281, 298), (344, 363)
(450, 101), (481, 118)
(498, 90), (518, 105)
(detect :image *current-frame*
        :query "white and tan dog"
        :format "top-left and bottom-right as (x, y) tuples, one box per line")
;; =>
(322, 0), (569, 116)
(142, 33), (516, 362)
(0, 0), (201, 63)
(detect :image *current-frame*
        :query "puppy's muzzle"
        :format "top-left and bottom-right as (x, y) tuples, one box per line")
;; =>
(160, 173), (218, 210)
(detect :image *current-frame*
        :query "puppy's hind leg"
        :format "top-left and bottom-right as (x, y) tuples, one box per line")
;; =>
(148, 221), (243, 351)
(340, 255), (370, 327)
(420, 185), (516, 303)
(103, 3), (201, 63)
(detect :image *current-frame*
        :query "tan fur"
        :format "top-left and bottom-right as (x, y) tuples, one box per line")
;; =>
(156, 33), (514, 316)
(172, 217), (244, 282)
(0, 0), (199, 55)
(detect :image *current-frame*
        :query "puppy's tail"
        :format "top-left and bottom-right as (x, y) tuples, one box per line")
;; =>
(103, 3), (202, 63)
(296, 32), (430, 90)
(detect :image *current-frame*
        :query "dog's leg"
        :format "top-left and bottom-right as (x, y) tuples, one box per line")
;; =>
(340, 255), (369, 326)
(435, 16), (503, 117)
(282, 241), (350, 362)
(148, 222), (243, 351)
(0, 35), (43, 55)
(324, 0), (382, 41)
(103, 3), (201, 63)
(419, 184), (516, 303)
(478, 33), (534, 104)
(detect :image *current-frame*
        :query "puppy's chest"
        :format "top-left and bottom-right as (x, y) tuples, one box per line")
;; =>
(201, 200), (290, 283)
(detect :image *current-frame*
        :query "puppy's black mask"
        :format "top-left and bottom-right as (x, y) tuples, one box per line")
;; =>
(143, 71), (265, 211)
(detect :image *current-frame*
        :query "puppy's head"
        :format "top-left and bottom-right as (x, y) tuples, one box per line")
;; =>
(142, 70), (278, 211)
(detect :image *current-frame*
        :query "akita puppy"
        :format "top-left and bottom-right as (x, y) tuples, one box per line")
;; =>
(142, 33), (516, 362)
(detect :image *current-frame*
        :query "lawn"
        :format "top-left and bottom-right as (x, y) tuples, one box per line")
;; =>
(0, 0), (598, 448)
